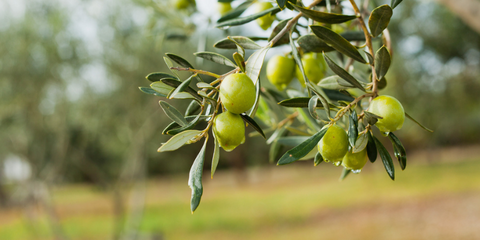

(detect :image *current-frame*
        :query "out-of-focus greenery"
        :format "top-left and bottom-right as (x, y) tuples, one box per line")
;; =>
(1, 158), (480, 239)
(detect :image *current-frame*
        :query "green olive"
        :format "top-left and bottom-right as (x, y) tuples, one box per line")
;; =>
(266, 54), (295, 91)
(342, 149), (368, 171)
(219, 73), (256, 114)
(296, 53), (327, 87)
(218, 2), (232, 16)
(317, 124), (349, 163)
(174, 0), (195, 9)
(213, 111), (245, 152)
(369, 95), (405, 133)
(253, 2), (275, 30)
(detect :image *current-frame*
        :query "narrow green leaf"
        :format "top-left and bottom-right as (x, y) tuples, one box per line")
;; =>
(168, 75), (194, 99)
(246, 46), (270, 84)
(188, 138), (207, 213)
(364, 51), (374, 66)
(388, 132), (407, 170)
(157, 130), (202, 152)
(366, 131), (377, 162)
(268, 18), (291, 47)
(146, 72), (178, 82)
(164, 57), (180, 79)
(318, 75), (355, 90)
(161, 78), (202, 101)
(353, 132), (368, 153)
(166, 113), (204, 135)
(278, 97), (311, 108)
(314, 152), (323, 166)
(162, 115), (208, 135)
(290, 25), (310, 88)
(166, 53), (195, 69)
(307, 82), (330, 118)
(159, 101), (188, 126)
(378, 76), (387, 89)
(375, 46), (391, 80)
(276, 136), (310, 147)
(217, 1), (252, 23)
(323, 54), (366, 91)
(406, 112), (434, 132)
(341, 31), (366, 41)
(391, 0), (403, 9)
(214, 36), (261, 50)
(297, 34), (335, 53)
(211, 134), (220, 178)
(292, 5), (357, 24)
(151, 81), (174, 96)
(368, 5), (393, 37)
(340, 168), (351, 181)
(276, 0), (287, 8)
(248, 77), (262, 117)
(185, 100), (201, 116)
(216, 7), (280, 28)
(240, 114), (266, 139)
(298, 108), (322, 132)
(311, 25), (366, 63)
(308, 95), (320, 120)
(364, 111), (383, 126)
(196, 82), (213, 89)
(277, 127), (327, 165)
(373, 135), (395, 180)
(139, 87), (166, 97)
(348, 109), (358, 147)
(194, 51), (236, 67)
(233, 52), (246, 72)
(324, 89), (355, 102)
(269, 139), (282, 163)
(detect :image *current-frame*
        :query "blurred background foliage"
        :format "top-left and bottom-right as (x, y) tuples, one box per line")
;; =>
(0, 0), (480, 239)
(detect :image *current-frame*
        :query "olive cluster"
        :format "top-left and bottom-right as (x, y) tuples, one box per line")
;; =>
(267, 53), (326, 90)
(318, 95), (405, 171)
(214, 73), (256, 152)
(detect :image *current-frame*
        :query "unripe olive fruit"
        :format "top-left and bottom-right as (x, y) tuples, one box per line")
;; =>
(342, 149), (368, 171)
(296, 53), (327, 87)
(266, 55), (295, 91)
(219, 73), (256, 114)
(174, 0), (195, 9)
(213, 111), (245, 152)
(317, 124), (349, 163)
(368, 95), (405, 133)
(218, 2), (232, 16)
(253, 2), (275, 30)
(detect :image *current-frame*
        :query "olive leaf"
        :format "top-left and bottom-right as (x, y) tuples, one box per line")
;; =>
(211, 134), (220, 178)
(323, 53), (366, 91)
(233, 52), (246, 72)
(340, 168), (351, 181)
(188, 137), (207, 213)
(388, 132), (407, 170)
(240, 113), (266, 139)
(217, 1), (253, 23)
(366, 131), (377, 162)
(314, 152), (323, 166)
(348, 109), (358, 148)
(311, 25), (367, 64)
(277, 127), (327, 165)
(353, 132), (368, 153)
(375, 46), (391, 80)
(291, 4), (357, 24)
(146, 72), (178, 82)
(373, 135), (395, 180)
(216, 7), (280, 28)
(297, 34), (335, 53)
(368, 5), (393, 37)
(214, 36), (262, 50)
(157, 130), (202, 152)
(168, 75), (194, 99)
(268, 18), (291, 47)
(391, 0), (403, 9)
(246, 46), (270, 84)
(139, 87), (167, 97)
(159, 101), (188, 127)
(194, 51), (236, 67)
(166, 52), (195, 69)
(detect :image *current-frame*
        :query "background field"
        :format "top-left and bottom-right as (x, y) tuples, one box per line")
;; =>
(1, 146), (480, 240)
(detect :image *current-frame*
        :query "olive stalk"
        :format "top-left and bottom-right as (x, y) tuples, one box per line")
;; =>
(348, 0), (378, 97)
(170, 67), (222, 78)
(332, 93), (374, 122)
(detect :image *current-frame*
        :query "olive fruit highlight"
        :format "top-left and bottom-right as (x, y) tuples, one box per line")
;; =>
(342, 149), (368, 171)
(368, 95), (405, 133)
(219, 73), (256, 114)
(317, 124), (349, 163)
(296, 53), (327, 87)
(266, 55), (295, 91)
(253, 2), (275, 30)
(213, 111), (245, 152)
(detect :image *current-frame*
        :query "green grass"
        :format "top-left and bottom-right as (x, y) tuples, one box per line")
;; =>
(1, 158), (480, 240)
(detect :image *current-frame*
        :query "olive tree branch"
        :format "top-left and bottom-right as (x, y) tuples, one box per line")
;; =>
(269, 0), (325, 47)
(170, 67), (222, 78)
(332, 93), (374, 122)
(348, 0), (378, 97)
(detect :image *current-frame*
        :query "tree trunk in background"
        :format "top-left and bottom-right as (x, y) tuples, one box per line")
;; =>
(436, 0), (480, 34)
